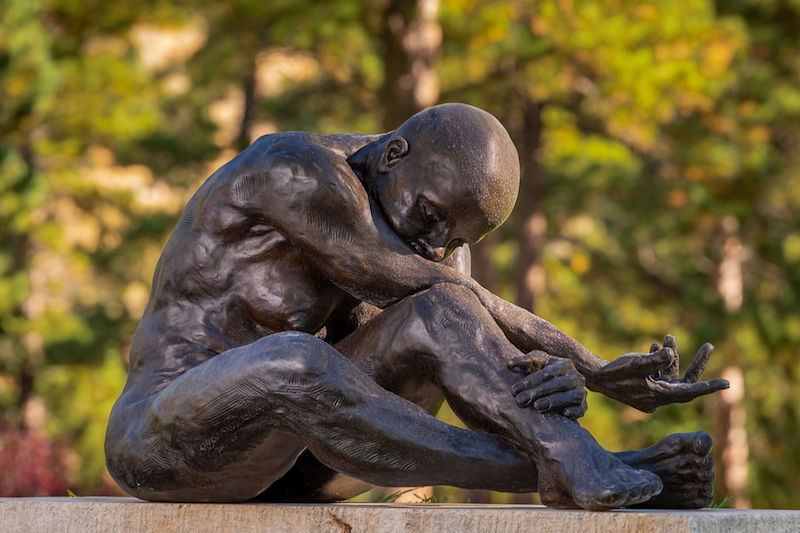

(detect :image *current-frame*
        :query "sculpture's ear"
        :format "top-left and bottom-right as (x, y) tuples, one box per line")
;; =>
(378, 137), (409, 172)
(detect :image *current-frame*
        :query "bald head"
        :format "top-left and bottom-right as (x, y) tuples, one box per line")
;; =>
(357, 103), (520, 261)
(394, 103), (520, 229)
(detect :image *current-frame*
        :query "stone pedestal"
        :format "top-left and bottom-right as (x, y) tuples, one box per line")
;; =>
(2, 497), (799, 532)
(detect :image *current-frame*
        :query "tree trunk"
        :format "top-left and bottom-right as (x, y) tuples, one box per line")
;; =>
(381, 0), (441, 130)
(236, 43), (259, 152)
(713, 220), (750, 508)
(714, 366), (751, 508)
(513, 99), (546, 312)
(236, 68), (257, 151)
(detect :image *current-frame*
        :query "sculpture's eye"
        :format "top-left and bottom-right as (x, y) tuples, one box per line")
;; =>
(248, 224), (272, 237)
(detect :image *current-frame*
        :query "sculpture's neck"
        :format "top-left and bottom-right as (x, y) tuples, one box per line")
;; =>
(346, 133), (391, 194)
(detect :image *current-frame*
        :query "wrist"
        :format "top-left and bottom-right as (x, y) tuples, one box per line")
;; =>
(572, 351), (605, 393)
(583, 374), (603, 393)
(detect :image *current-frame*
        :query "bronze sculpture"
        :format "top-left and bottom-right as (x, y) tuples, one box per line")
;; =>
(105, 103), (728, 510)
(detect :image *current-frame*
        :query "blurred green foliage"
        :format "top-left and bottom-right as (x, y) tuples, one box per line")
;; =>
(1, 0), (799, 508)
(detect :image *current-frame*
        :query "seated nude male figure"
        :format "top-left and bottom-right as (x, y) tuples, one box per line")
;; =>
(105, 103), (728, 510)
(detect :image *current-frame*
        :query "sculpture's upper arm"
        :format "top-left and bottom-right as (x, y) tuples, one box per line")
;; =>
(234, 142), (467, 308)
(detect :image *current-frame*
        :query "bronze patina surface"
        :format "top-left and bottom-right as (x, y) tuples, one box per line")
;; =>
(105, 103), (728, 510)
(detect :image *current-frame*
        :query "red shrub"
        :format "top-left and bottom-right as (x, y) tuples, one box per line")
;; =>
(0, 422), (72, 497)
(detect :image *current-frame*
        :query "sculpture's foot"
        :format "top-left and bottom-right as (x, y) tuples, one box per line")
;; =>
(536, 426), (663, 511)
(621, 431), (716, 509)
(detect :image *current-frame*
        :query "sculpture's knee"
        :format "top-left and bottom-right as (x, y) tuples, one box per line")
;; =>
(105, 334), (335, 501)
(252, 331), (336, 388)
(248, 332), (359, 429)
(410, 283), (486, 331)
(105, 333), (336, 495)
(104, 398), (176, 497)
(391, 283), (492, 354)
(421, 282), (480, 309)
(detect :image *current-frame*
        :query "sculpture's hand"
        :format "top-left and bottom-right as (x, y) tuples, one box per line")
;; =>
(508, 351), (588, 420)
(591, 334), (729, 413)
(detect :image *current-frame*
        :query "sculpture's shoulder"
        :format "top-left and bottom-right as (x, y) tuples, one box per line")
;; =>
(239, 131), (377, 171)
(184, 131), (374, 238)
(225, 131), (332, 175)
(207, 131), (373, 198)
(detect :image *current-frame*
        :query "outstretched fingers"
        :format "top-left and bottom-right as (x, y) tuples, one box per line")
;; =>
(650, 378), (730, 404)
(683, 343), (714, 383)
(659, 334), (681, 381)
(650, 339), (728, 402)
(612, 347), (677, 379)
(599, 336), (727, 411)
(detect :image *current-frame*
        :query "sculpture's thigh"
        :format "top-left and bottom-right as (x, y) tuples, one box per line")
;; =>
(105, 332), (334, 502)
(336, 282), (500, 410)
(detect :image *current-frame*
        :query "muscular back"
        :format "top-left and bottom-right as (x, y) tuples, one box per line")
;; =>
(126, 132), (376, 396)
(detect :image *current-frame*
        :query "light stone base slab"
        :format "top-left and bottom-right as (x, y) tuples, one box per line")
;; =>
(2, 497), (800, 533)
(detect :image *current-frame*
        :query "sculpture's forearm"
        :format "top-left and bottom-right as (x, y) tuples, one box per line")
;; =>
(304, 224), (607, 387)
(464, 280), (607, 388)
